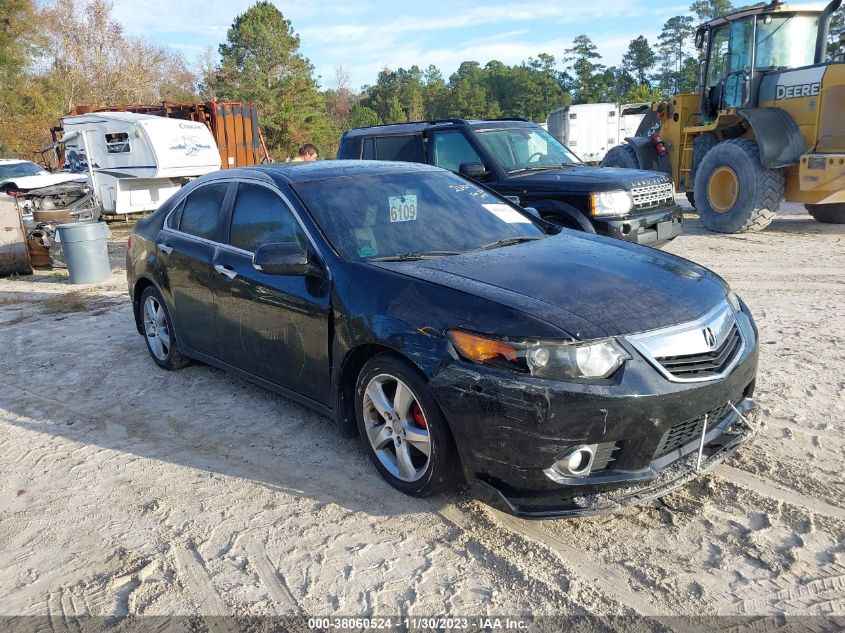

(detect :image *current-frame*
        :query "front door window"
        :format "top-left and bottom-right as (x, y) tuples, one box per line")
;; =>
(431, 132), (483, 172)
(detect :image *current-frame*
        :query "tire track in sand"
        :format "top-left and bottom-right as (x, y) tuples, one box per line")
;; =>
(438, 504), (661, 617)
(245, 538), (301, 613)
(173, 541), (232, 632)
(716, 465), (845, 521)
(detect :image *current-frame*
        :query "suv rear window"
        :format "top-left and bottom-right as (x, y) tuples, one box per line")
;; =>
(372, 135), (424, 162)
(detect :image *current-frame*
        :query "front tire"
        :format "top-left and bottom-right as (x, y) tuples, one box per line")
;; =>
(140, 286), (191, 371)
(805, 203), (845, 224)
(355, 353), (460, 497)
(693, 139), (783, 233)
(546, 214), (581, 230)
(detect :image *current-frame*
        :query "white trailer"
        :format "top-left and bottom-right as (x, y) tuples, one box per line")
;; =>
(546, 103), (650, 163)
(58, 112), (221, 215)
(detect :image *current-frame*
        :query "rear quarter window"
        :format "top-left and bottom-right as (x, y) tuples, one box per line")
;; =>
(375, 135), (424, 162)
(178, 183), (228, 240)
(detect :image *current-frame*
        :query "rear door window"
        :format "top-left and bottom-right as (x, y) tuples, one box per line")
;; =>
(228, 183), (307, 252)
(179, 183), (228, 240)
(375, 135), (424, 162)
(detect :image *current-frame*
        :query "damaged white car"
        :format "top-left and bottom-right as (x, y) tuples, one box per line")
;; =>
(0, 159), (99, 222)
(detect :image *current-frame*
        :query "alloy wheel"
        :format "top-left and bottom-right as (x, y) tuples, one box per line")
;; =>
(143, 296), (171, 361)
(362, 374), (432, 482)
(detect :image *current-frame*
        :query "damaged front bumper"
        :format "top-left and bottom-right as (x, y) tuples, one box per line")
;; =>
(429, 307), (759, 518)
(473, 399), (758, 518)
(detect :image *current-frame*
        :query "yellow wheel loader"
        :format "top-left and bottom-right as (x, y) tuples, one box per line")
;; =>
(602, 0), (845, 231)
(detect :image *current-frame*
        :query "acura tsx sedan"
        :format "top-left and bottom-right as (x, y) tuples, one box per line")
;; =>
(127, 161), (759, 518)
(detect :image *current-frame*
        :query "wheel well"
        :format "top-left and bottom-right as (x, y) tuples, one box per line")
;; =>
(335, 344), (394, 438)
(132, 277), (156, 333)
(337, 343), (467, 483)
(533, 200), (594, 232)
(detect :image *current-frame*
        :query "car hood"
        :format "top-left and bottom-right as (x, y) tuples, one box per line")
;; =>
(506, 165), (670, 194)
(0, 173), (88, 191)
(370, 233), (727, 340)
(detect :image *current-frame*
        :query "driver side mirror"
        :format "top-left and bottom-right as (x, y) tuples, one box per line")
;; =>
(253, 241), (316, 276)
(459, 162), (491, 180)
(523, 206), (541, 218)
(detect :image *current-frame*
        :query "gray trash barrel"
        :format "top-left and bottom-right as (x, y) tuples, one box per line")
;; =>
(55, 221), (112, 284)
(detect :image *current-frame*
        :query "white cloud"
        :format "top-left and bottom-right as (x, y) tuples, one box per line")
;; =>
(109, 0), (687, 91)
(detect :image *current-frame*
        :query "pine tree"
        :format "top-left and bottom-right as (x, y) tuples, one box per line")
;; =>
(689, 0), (734, 22)
(622, 36), (657, 89)
(657, 15), (696, 96)
(212, 1), (335, 158)
(564, 35), (605, 103)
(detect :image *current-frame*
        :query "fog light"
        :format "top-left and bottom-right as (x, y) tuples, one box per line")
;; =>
(555, 445), (595, 477)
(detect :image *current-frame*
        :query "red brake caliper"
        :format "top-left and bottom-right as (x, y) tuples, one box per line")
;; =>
(411, 402), (427, 429)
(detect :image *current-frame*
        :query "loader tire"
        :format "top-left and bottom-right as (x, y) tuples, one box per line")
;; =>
(805, 203), (845, 224)
(687, 133), (719, 208)
(601, 144), (640, 169)
(694, 139), (783, 233)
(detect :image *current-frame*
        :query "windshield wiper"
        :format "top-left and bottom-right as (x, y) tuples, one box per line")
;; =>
(473, 236), (544, 251)
(507, 166), (562, 175)
(368, 251), (461, 262)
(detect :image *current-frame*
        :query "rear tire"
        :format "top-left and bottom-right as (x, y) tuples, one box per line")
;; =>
(693, 139), (783, 233)
(140, 286), (191, 371)
(601, 144), (640, 169)
(355, 353), (460, 497)
(805, 203), (845, 224)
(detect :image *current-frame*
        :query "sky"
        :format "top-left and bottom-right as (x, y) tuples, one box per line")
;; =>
(111, 0), (692, 91)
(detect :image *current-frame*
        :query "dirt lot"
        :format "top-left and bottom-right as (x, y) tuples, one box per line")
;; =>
(1, 201), (844, 625)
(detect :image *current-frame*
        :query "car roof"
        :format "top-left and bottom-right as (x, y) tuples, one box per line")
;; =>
(193, 160), (443, 186)
(342, 118), (534, 137)
(0, 159), (33, 165)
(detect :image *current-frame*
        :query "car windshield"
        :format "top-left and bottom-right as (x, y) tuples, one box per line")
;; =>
(0, 161), (46, 180)
(292, 170), (546, 262)
(474, 127), (581, 174)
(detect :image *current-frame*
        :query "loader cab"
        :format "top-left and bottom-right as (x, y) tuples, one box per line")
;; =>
(696, 4), (832, 119)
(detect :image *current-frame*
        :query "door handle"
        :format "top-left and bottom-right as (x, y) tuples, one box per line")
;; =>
(214, 264), (237, 280)
(157, 243), (173, 256)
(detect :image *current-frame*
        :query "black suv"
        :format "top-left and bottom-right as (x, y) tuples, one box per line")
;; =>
(337, 118), (683, 246)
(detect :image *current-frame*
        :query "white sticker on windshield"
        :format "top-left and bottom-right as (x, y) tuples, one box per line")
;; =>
(483, 203), (532, 224)
(389, 195), (417, 223)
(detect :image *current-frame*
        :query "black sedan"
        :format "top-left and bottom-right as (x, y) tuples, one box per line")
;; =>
(126, 161), (759, 518)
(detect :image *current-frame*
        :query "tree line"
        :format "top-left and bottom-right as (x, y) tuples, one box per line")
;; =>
(1, 0), (843, 161)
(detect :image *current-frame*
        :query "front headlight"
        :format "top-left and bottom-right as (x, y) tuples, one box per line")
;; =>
(726, 289), (741, 312)
(448, 330), (629, 379)
(590, 190), (633, 217)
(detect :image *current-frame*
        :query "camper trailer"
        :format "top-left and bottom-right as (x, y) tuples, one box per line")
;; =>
(546, 103), (650, 163)
(62, 102), (270, 169)
(56, 112), (221, 215)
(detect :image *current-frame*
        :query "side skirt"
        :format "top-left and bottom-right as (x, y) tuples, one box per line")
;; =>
(181, 346), (336, 420)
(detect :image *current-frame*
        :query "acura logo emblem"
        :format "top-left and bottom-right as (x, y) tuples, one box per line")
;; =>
(702, 327), (717, 349)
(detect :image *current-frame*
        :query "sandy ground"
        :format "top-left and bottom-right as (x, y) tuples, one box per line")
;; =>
(0, 201), (843, 625)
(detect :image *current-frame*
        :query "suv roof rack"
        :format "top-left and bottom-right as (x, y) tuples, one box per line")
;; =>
(344, 117), (531, 132)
